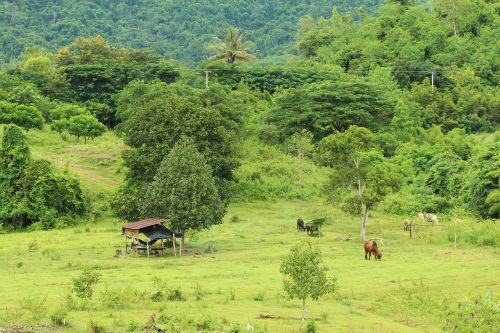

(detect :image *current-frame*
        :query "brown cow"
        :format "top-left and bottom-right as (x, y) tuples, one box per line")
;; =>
(364, 240), (382, 260)
(403, 219), (411, 231)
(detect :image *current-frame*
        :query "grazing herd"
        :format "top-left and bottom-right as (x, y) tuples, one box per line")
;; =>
(296, 218), (320, 236)
(296, 212), (440, 262)
(403, 212), (440, 230)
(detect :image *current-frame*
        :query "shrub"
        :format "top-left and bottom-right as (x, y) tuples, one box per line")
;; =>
(73, 268), (101, 300)
(194, 284), (205, 301)
(304, 320), (317, 333)
(448, 221), (498, 248)
(253, 290), (266, 302)
(20, 295), (47, 322)
(101, 286), (127, 310)
(50, 308), (68, 327)
(167, 288), (186, 302)
(127, 321), (139, 332)
(151, 290), (164, 302)
(443, 291), (499, 333)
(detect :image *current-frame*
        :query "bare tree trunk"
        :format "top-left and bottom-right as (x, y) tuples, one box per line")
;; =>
(360, 206), (369, 241)
(452, 19), (457, 35)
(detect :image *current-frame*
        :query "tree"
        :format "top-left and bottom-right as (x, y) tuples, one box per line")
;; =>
(0, 101), (44, 131)
(280, 240), (336, 322)
(0, 125), (85, 229)
(318, 126), (402, 240)
(209, 27), (257, 64)
(270, 78), (393, 141)
(67, 114), (106, 143)
(288, 129), (314, 189)
(144, 139), (225, 254)
(461, 142), (499, 218)
(49, 103), (87, 121)
(73, 269), (101, 300)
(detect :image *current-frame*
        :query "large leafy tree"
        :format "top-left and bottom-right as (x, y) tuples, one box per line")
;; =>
(144, 139), (225, 253)
(113, 83), (240, 221)
(461, 142), (500, 218)
(209, 27), (257, 64)
(0, 125), (85, 229)
(280, 240), (336, 322)
(318, 126), (402, 240)
(270, 78), (393, 141)
(0, 101), (44, 131)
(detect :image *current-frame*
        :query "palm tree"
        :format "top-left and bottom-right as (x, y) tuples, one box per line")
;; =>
(209, 27), (257, 64)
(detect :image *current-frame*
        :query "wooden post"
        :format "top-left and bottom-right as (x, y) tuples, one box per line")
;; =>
(147, 242), (150, 258)
(172, 235), (176, 256)
(125, 236), (128, 253)
(454, 232), (457, 248)
(205, 70), (210, 89)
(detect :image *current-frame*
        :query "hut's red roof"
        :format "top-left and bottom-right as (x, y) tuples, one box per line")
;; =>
(122, 218), (164, 231)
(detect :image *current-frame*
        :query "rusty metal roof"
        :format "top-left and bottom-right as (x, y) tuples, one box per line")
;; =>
(122, 218), (165, 231)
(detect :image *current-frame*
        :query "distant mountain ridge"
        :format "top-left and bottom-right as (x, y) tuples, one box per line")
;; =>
(0, 0), (385, 64)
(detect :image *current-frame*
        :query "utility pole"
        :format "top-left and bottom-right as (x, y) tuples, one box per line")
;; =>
(205, 70), (211, 89)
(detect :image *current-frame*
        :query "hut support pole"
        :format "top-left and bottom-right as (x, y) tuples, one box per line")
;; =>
(173, 236), (176, 256)
(125, 236), (128, 253)
(147, 242), (150, 258)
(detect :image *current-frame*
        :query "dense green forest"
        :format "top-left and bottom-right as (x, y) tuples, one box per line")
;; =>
(0, 0), (385, 65)
(0, 1), (499, 331)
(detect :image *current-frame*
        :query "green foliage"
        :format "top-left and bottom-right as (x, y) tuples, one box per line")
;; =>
(304, 320), (317, 333)
(461, 142), (500, 218)
(212, 66), (343, 93)
(270, 78), (393, 141)
(0, 125), (85, 229)
(295, 0), (499, 132)
(443, 291), (499, 333)
(0, 1), (384, 65)
(0, 101), (44, 131)
(209, 27), (256, 64)
(50, 104), (106, 143)
(113, 82), (242, 220)
(144, 139), (225, 235)
(73, 268), (101, 300)
(319, 126), (402, 239)
(280, 240), (336, 321)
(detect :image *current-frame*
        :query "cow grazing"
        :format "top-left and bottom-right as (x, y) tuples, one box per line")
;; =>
(305, 225), (319, 236)
(425, 213), (439, 225)
(364, 240), (382, 260)
(297, 218), (305, 231)
(417, 212), (425, 220)
(403, 219), (411, 231)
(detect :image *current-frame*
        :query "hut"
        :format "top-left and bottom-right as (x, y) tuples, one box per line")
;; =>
(122, 218), (182, 257)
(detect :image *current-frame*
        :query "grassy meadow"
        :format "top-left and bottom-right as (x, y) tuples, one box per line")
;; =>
(0, 127), (498, 332)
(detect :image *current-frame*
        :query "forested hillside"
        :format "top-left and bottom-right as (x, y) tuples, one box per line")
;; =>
(0, 0), (385, 65)
(0, 0), (499, 332)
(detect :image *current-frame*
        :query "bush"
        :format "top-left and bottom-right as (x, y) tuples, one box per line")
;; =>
(50, 308), (68, 327)
(167, 288), (186, 302)
(253, 290), (266, 302)
(304, 320), (317, 333)
(443, 291), (499, 333)
(73, 268), (101, 300)
(101, 286), (127, 310)
(449, 222), (499, 247)
(19, 295), (47, 322)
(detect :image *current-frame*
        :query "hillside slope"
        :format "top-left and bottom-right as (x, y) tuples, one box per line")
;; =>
(0, 0), (385, 64)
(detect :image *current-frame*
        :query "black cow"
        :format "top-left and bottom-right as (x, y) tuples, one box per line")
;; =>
(305, 225), (320, 236)
(297, 218), (305, 231)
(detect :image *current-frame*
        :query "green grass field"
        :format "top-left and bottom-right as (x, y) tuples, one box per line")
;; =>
(0, 127), (498, 332)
